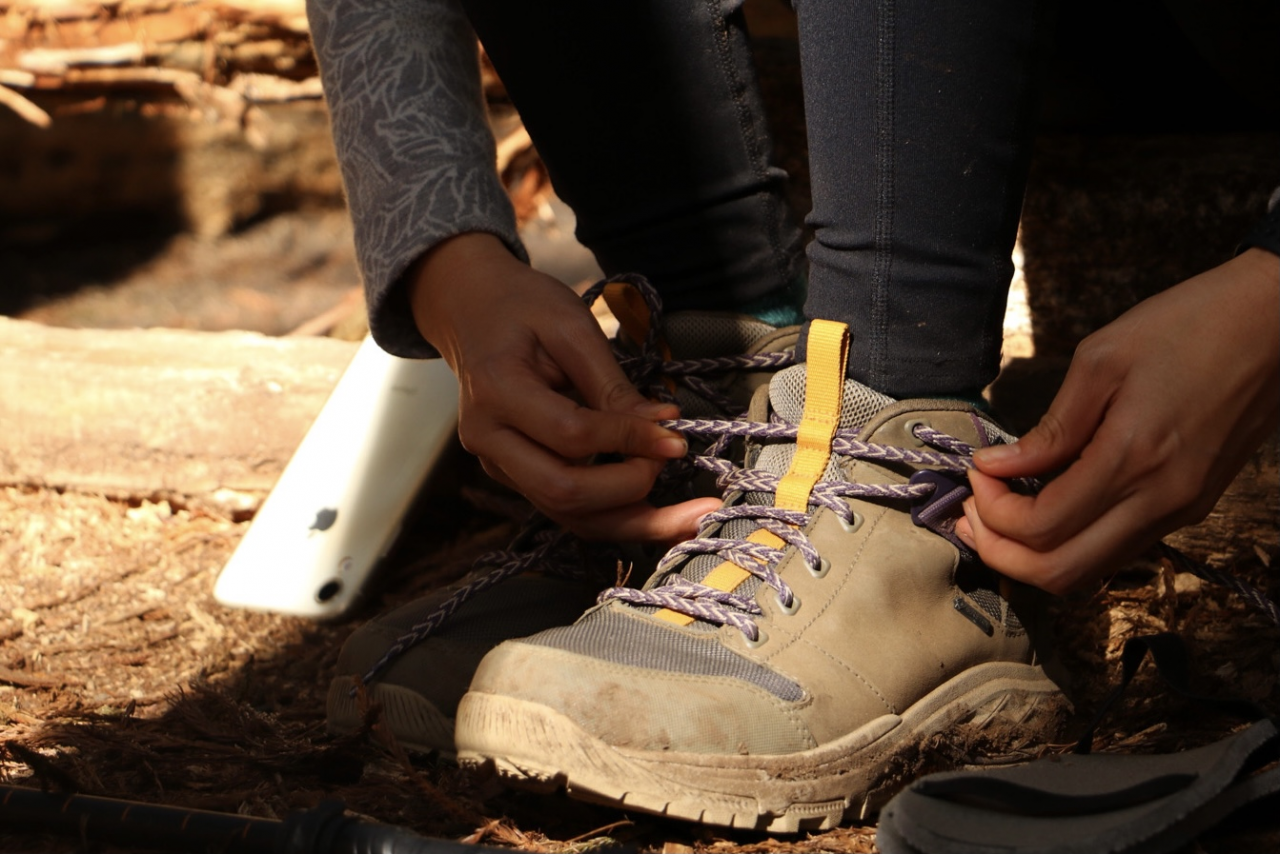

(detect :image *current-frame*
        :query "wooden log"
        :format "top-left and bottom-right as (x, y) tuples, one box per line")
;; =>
(0, 318), (358, 512)
(0, 96), (344, 237)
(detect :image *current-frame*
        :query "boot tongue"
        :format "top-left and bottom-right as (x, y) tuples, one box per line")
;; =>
(656, 364), (896, 618)
(756, 364), (898, 484)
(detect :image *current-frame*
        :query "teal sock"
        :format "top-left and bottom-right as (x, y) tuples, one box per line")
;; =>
(939, 393), (990, 411)
(858, 387), (990, 411)
(739, 279), (806, 327)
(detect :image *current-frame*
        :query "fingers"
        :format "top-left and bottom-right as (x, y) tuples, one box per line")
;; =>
(485, 427), (664, 513)
(451, 301), (689, 541)
(960, 404), (1199, 593)
(452, 289), (683, 465)
(542, 319), (665, 417)
(960, 487), (1161, 595)
(966, 413), (1135, 553)
(575, 496), (723, 545)
(973, 358), (1111, 479)
(473, 377), (684, 461)
(480, 430), (719, 542)
(961, 251), (1280, 594)
(479, 424), (713, 542)
(410, 240), (705, 542)
(962, 349), (1131, 567)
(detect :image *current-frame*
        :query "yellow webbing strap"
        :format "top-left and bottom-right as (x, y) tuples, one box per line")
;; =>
(654, 319), (849, 626)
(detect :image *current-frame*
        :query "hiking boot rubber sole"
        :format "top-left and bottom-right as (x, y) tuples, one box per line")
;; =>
(455, 661), (1068, 833)
(326, 677), (455, 757)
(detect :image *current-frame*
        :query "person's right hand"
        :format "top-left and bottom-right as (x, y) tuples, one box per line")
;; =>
(408, 232), (720, 543)
(957, 246), (1280, 593)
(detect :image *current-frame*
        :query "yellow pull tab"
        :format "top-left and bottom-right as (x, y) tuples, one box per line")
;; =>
(654, 319), (849, 626)
(774, 319), (849, 511)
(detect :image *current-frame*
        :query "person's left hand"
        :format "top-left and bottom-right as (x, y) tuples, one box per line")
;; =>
(957, 247), (1280, 594)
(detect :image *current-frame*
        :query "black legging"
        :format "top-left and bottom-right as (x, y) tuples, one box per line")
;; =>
(462, 0), (1051, 399)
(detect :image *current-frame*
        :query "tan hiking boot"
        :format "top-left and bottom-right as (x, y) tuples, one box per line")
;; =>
(453, 319), (1069, 830)
(326, 277), (800, 755)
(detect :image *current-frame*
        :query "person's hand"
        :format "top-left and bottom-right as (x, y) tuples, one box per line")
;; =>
(409, 232), (720, 543)
(957, 247), (1280, 594)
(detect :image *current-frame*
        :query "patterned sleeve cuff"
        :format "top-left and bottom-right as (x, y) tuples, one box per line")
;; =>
(310, 0), (527, 359)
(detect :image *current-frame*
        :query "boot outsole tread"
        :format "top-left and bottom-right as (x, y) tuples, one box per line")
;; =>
(456, 661), (1069, 832)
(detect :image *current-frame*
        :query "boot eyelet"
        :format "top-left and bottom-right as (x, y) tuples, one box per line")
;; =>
(776, 591), (801, 616)
(904, 418), (930, 447)
(745, 627), (770, 649)
(838, 512), (864, 534)
(809, 558), (831, 579)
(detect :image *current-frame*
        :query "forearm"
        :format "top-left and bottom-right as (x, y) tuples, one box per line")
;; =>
(307, 0), (527, 356)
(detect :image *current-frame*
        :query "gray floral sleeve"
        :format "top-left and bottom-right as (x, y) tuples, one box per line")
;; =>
(308, 0), (527, 357)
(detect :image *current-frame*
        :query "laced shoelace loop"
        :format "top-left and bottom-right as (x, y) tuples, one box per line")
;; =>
(596, 415), (973, 640)
(603, 414), (1280, 642)
(580, 274), (796, 414)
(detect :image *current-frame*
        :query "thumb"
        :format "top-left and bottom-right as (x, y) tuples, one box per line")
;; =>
(545, 313), (678, 419)
(974, 370), (1105, 478)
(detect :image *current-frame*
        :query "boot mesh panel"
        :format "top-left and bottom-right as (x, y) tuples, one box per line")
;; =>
(769, 367), (896, 433)
(525, 606), (805, 701)
(663, 313), (780, 360)
(968, 587), (1005, 623)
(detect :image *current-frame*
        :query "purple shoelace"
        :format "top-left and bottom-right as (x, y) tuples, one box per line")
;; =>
(599, 418), (1280, 640)
(599, 418), (973, 640)
(359, 272), (1277, 689)
(355, 274), (796, 689)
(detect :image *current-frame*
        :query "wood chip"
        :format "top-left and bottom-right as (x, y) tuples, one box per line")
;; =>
(0, 665), (81, 688)
(227, 72), (322, 103)
(0, 81), (50, 126)
(19, 43), (145, 74)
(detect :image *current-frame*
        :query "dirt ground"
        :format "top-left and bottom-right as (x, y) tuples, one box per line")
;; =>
(1, 423), (1278, 854)
(2, 209), (1279, 854)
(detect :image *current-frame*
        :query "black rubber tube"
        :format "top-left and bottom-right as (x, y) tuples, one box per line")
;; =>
(0, 785), (517, 854)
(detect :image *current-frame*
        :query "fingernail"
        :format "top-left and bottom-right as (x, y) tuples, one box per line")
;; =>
(975, 442), (1019, 464)
(656, 436), (687, 458)
(634, 401), (676, 419)
(956, 499), (978, 548)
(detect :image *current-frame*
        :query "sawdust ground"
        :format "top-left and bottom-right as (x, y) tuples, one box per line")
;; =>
(2, 208), (1279, 853)
(2, 441), (1279, 852)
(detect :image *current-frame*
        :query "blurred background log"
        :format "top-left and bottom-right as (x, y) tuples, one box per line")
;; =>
(0, 317), (357, 513)
(0, 0), (333, 237)
(0, 0), (543, 239)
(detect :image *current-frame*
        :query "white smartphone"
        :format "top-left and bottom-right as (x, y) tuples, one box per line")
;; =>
(214, 335), (459, 619)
